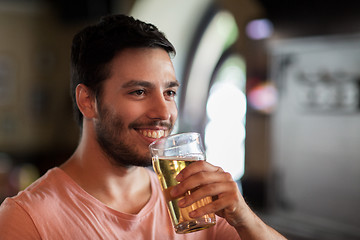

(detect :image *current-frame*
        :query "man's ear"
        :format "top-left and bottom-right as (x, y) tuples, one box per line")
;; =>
(75, 84), (97, 119)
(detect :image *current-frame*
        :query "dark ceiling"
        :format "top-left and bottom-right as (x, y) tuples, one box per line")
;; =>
(257, 0), (360, 36)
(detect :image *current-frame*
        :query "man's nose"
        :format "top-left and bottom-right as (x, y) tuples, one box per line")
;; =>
(147, 94), (171, 120)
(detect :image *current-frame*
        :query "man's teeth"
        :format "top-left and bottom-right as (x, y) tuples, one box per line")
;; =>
(139, 130), (166, 139)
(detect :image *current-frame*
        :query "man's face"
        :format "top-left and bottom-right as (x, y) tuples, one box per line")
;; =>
(94, 48), (179, 167)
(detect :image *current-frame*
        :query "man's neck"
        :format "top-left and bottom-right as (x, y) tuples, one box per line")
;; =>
(60, 143), (152, 214)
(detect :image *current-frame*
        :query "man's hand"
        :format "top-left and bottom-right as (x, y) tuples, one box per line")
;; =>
(169, 160), (287, 239)
(169, 160), (248, 226)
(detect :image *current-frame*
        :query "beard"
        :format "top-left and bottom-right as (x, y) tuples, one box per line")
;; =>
(94, 102), (174, 168)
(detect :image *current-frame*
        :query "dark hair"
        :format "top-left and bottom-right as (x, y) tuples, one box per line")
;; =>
(70, 14), (176, 127)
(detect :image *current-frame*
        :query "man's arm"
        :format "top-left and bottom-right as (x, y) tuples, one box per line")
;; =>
(232, 205), (287, 239)
(170, 161), (287, 240)
(0, 198), (41, 239)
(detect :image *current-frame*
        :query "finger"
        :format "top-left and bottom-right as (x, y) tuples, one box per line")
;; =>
(177, 181), (236, 208)
(171, 169), (232, 198)
(176, 160), (223, 182)
(188, 194), (240, 219)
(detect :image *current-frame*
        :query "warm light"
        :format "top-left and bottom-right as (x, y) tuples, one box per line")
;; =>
(205, 59), (247, 181)
(207, 82), (247, 121)
(248, 82), (277, 113)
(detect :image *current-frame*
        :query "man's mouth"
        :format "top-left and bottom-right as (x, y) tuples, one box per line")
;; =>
(138, 129), (169, 139)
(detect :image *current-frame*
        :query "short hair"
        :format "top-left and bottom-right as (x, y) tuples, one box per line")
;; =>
(70, 14), (176, 127)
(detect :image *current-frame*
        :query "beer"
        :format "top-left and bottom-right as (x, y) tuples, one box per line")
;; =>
(152, 156), (216, 234)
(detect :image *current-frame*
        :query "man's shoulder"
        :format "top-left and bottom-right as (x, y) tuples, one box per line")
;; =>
(7, 167), (67, 210)
(0, 167), (70, 236)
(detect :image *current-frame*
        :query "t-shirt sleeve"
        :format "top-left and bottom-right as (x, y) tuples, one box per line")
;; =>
(0, 198), (41, 239)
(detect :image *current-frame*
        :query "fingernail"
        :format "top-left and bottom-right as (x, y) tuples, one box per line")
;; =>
(178, 198), (185, 207)
(189, 210), (197, 218)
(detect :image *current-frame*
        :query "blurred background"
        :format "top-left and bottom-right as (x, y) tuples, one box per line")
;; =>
(0, 0), (359, 239)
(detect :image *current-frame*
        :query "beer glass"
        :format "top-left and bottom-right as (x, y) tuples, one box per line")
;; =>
(149, 132), (216, 234)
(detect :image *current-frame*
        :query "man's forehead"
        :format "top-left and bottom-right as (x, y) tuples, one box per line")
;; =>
(106, 48), (178, 89)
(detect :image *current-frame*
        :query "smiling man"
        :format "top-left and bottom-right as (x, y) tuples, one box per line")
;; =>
(0, 14), (286, 240)
(86, 48), (178, 168)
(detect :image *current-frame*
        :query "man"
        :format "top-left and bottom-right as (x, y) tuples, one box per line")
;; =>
(0, 14), (286, 239)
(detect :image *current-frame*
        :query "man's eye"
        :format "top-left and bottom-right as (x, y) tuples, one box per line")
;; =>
(166, 90), (177, 97)
(131, 90), (145, 96)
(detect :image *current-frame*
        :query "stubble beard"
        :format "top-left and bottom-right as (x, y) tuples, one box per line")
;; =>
(95, 103), (173, 168)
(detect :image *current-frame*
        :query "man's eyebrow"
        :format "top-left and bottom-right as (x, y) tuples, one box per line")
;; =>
(121, 80), (153, 88)
(167, 80), (180, 88)
(121, 79), (180, 88)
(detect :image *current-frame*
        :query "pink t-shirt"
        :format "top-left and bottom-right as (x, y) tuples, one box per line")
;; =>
(0, 167), (240, 239)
